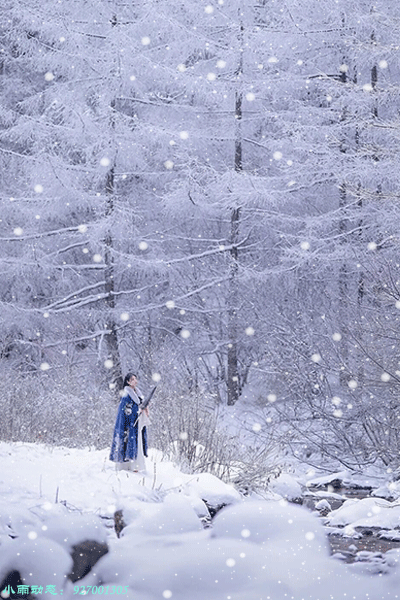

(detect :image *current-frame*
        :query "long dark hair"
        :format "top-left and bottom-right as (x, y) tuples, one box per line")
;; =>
(123, 372), (137, 387)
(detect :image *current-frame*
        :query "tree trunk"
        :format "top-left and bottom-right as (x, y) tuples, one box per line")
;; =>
(338, 61), (349, 386)
(104, 162), (123, 391)
(227, 21), (244, 406)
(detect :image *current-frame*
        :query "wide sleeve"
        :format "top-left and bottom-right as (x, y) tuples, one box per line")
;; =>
(109, 398), (128, 462)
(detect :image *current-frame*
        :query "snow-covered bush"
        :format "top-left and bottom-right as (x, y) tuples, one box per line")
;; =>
(150, 388), (279, 490)
(0, 365), (115, 448)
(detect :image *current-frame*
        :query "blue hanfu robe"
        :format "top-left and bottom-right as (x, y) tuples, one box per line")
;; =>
(110, 390), (148, 463)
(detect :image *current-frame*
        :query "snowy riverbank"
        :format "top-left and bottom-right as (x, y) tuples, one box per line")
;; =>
(1, 442), (400, 600)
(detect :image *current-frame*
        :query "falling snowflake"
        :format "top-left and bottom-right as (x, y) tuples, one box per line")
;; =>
(226, 558), (236, 567)
(368, 242), (377, 250)
(179, 431), (188, 440)
(28, 531), (38, 540)
(332, 332), (342, 341)
(100, 157), (110, 167)
(333, 409), (343, 418)
(152, 372), (161, 382)
(141, 36), (151, 46)
(104, 359), (113, 369)
(78, 224), (88, 233)
(267, 393), (277, 403)
(34, 184), (44, 193)
(130, 75), (136, 81)
(297, 59), (303, 66)
(177, 64), (186, 72)
(44, 72), (54, 81)
(381, 372), (390, 382)
(363, 83), (373, 92)
(268, 56), (278, 63)
(300, 241), (310, 250)
(305, 532), (315, 541)
(120, 312), (129, 321)
(311, 353), (321, 363)
(43, 312), (49, 318)
(246, 92), (255, 101)
(241, 528), (251, 538)
(216, 60), (226, 68)
(179, 131), (189, 140)
(164, 160), (174, 169)
(207, 72), (216, 81)
(245, 326), (255, 336)
(166, 300), (175, 309)
(348, 379), (358, 390)
(162, 591), (172, 599)
(273, 151), (283, 160)
(205, 4), (214, 13)
(332, 396), (341, 406)
(379, 60), (388, 69)
(40, 363), (50, 371)
(181, 329), (191, 339)
(339, 64), (349, 73)
(13, 227), (23, 236)
(138, 241), (148, 250)
(252, 423), (262, 432)
(93, 254), (102, 263)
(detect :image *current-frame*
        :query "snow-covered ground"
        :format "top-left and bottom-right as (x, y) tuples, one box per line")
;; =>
(1, 442), (400, 600)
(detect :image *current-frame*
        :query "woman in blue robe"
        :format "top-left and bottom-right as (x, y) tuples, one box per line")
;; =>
(110, 373), (149, 471)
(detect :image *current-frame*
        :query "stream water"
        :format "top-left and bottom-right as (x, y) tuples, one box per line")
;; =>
(305, 487), (400, 564)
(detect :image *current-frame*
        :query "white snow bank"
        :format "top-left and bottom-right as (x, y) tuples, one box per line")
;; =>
(1, 442), (400, 600)
(373, 481), (400, 501)
(269, 473), (303, 501)
(184, 472), (241, 507)
(0, 442), (239, 516)
(305, 469), (384, 490)
(326, 497), (399, 529)
(305, 470), (349, 488)
(0, 536), (72, 591)
(212, 499), (330, 552)
(77, 499), (395, 600)
(85, 533), (290, 600)
(40, 512), (108, 549)
(121, 493), (203, 537)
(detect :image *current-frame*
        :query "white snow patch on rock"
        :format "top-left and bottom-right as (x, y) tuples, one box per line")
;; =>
(269, 473), (303, 501)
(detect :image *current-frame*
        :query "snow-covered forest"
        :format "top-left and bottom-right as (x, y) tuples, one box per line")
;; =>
(3, 1), (400, 599)
(2, 0), (400, 469)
